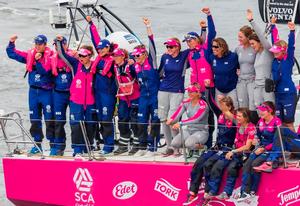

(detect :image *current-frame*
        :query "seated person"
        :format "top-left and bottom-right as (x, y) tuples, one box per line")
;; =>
(166, 84), (209, 155)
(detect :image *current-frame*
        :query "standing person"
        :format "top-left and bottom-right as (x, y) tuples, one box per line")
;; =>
(158, 37), (189, 156)
(205, 108), (255, 200)
(130, 17), (160, 156)
(87, 16), (117, 155)
(167, 84), (209, 154)
(183, 84), (236, 205)
(269, 22), (297, 132)
(237, 101), (281, 201)
(112, 48), (140, 155)
(51, 36), (74, 156)
(184, 7), (216, 149)
(210, 38), (239, 108)
(247, 9), (275, 107)
(235, 25), (257, 124)
(56, 35), (97, 156)
(6, 34), (55, 154)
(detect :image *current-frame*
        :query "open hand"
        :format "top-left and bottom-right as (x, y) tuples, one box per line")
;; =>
(246, 9), (253, 21)
(143, 17), (151, 26)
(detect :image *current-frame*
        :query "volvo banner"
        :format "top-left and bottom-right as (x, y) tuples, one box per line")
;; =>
(258, 0), (300, 24)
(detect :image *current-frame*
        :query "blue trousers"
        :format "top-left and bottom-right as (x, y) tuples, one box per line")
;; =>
(28, 87), (54, 144)
(69, 101), (97, 152)
(137, 96), (160, 150)
(207, 153), (243, 195)
(118, 99), (139, 146)
(95, 92), (116, 152)
(241, 152), (268, 194)
(53, 90), (70, 150)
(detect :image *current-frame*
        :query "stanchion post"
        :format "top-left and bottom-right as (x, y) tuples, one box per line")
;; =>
(276, 125), (288, 168)
(180, 123), (188, 165)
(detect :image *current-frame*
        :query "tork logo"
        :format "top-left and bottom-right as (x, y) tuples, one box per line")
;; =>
(154, 178), (181, 201)
(73, 168), (95, 205)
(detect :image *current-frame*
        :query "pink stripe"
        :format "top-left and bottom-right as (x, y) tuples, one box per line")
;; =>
(15, 49), (27, 58)
(272, 25), (279, 43)
(170, 103), (185, 121)
(181, 100), (206, 124)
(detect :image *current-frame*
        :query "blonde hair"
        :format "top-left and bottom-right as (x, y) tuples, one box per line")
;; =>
(80, 45), (94, 57)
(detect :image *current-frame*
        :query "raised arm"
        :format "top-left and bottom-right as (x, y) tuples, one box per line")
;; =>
(6, 35), (27, 64)
(202, 7), (216, 50)
(204, 80), (222, 117)
(143, 17), (157, 69)
(270, 17), (279, 44)
(247, 9), (272, 50)
(200, 20), (207, 44)
(287, 22), (295, 60)
(56, 35), (78, 74)
(87, 16), (101, 49)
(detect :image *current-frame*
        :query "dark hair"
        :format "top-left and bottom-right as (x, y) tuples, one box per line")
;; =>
(239, 25), (254, 38)
(109, 42), (118, 53)
(212, 37), (229, 56)
(80, 45), (94, 57)
(262, 101), (275, 115)
(237, 107), (251, 123)
(248, 33), (260, 42)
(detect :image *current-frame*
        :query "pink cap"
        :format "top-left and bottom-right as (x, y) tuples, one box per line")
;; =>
(113, 48), (125, 56)
(78, 48), (91, 56)
(164, 39), (179, 47)
(257, 104), (272, 112)
(185, 85), (200, 93)
(269, 45), (287, 53)
(131, 48), (146, 56)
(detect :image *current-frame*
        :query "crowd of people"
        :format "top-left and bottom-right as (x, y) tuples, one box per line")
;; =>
(5, 6), (300, 204)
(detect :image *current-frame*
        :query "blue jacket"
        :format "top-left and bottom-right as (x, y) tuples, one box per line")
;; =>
(54, 71), (72, 91)
(272, 31), (296, 94)
(6, 42), (53, 90)
(159, 49), (189, 93)
(134, 35), (160, 98)
(210, 51), (239, 93)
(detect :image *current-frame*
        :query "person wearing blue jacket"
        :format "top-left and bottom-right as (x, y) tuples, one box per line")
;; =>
(51, 37), (74, 156)
(269, 22), (296, 132)
(158, 38), (190, 156)
(130, 18), (160, 156)
(87, 16), (117, 155)
(210, 37), (239, 108)
(6, 34), (55, 154)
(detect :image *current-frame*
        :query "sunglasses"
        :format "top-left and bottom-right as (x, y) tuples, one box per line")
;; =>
(78, 54), (88, 58)
(166, 46), (175, 49)
(212, 45), (220, 49)
(134, 54), (141, 58)
(184, 34), (197, 39)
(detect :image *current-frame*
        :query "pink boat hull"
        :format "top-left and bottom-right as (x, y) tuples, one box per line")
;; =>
(2, 157), (300, 206)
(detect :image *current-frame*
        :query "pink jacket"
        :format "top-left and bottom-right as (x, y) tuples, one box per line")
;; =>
(51, 50), (74, 76)
(70, 64), (95, 109)
(26, 47), (52, 72)
(188, 44), (214, 92)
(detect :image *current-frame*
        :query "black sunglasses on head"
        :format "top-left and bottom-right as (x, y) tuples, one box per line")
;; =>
(166, 45), (175, 49)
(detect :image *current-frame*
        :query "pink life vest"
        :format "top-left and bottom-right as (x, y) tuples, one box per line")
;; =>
(188, 44), (214, 92)
(26, 47), (52, 72)
(91, 54), (114, 77)
(51, 50), (73, 76)
(70, 63), (95, 109)
(134, 58), (152, 74)
(114, 63), (140, 104)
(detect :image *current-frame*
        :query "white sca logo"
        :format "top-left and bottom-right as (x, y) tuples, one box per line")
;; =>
(73, 168), (95, 204)
(34, 74), (41, 82)
(73, 168), (93, 192)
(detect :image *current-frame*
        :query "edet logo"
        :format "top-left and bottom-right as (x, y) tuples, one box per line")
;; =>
(73, 168), (95, 205)
(154, 178), (181, 201)
(277, 185), (300, 206)
(112, 181), (138, 200)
